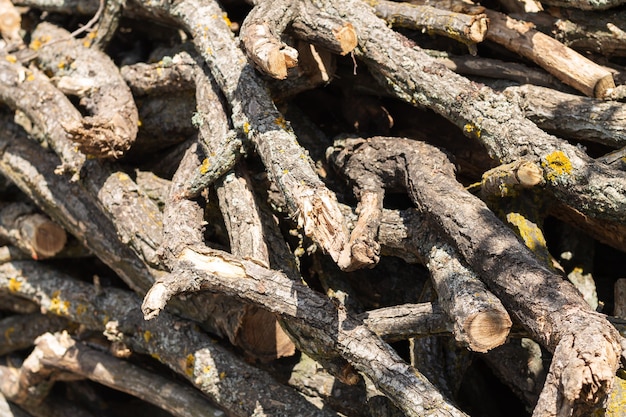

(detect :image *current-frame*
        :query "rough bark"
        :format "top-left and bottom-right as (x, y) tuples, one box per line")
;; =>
(503, 84), (626, 149)
(330, 138), (512, 352)
(330, 0), (626, 224)
(0, 260), (334, 417)
(3, 331), (221, 417)
(329, 136), (622, 413)
(143, 245), (470, 417)
(0, 314), (69, 356)
(31, 22), (138, 158)
(358, 302), (453, 342)
(143, 0), (352, 267)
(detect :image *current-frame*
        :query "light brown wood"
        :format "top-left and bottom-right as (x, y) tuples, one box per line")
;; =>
(485, 10), (615, 98)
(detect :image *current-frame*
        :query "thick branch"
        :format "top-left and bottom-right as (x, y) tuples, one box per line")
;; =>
(331, 139), (512, 352)
(32, 22), (138, 158)
(143, 245), (469, 417)
(504, 84), (626, 149)
(141, 0), (351, 267)
(0, 203), (67, 259)
(330, 137), (622, 413)
(329, 0), (626, 224)
(10, 332), (221, 417)
(484, 9), (614, 98)
(370, 0), (488, 44)
(0, 260), (333, 417)
(358, 302), (453, 342)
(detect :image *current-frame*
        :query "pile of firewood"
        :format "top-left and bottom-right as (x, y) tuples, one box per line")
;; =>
(1, 0), (626, 416)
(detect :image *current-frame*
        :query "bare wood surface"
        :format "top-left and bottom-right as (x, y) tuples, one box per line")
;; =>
(369, 0), (488, 44)
(0, 203), (67, 259)
(484, 9), (614, 98)
(240, 0), (298, 79)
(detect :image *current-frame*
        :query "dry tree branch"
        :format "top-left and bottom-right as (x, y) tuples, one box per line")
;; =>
(30, 22), (138, 159)
(368, 0), (488, 45)
(323, 0), (626, 225)
(329, 136), (622, 416)
(134, 0), (353, 268)
(0, 260), (336, 417)
(3, 331), (221, 417)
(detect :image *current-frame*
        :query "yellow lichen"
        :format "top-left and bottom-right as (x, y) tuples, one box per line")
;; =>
(29, 35), (50, 51)
(8, 277), (22, 292)
(600, 373), (626, 417)
(25, 71), (34, 82)
(274, 117), (288, 129)
(4, 327), (14, 342)
(5, 55), (17, 63)
(542, 151), (572, 181)
(151, 353), (161, 361)
(200, 158), (211, 174)
(506, 212), (547, 253)
(185, 354), (195, 376)
(219, 371), (226, 380)
(463, 123), (481, 138)
(222, 14), (232, 27)
(242, 122), (250, 134)
(75, 304), (87, 316)
(49, 291), (70, 315)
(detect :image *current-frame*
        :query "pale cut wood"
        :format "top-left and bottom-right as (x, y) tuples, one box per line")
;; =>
(369, 0), (488, 44)
(480, 160), (544, 198)
(485, 9), (615, 98)
(0, 203), (67, 259)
